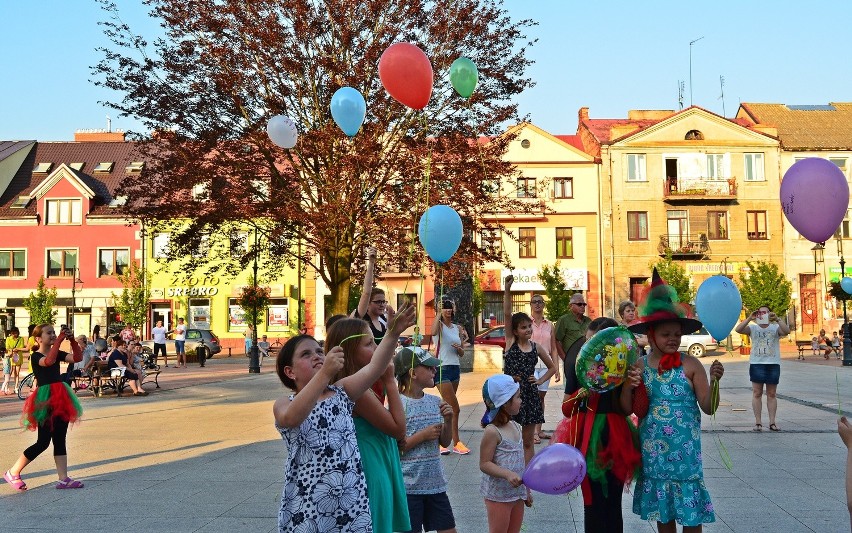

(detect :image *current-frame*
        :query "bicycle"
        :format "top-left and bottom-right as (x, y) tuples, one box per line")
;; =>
(16, 372), (35, 400)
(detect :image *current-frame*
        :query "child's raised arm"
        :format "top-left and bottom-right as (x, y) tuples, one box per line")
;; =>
(340, 303), (416, 400)
(354, 363), (407, 440)
(503, 275), (515, 351)
(685, 357), (724, 415)
(274, 347), (345, 428)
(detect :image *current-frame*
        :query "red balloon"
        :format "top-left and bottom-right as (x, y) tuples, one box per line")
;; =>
(378, 42), (433, 110)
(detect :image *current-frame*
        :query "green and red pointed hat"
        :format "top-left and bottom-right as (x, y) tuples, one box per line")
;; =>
(627, 268), (702, 335)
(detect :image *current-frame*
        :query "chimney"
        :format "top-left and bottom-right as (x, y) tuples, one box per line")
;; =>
(578, 107), (589, 122)
(74, 129), (126, 142)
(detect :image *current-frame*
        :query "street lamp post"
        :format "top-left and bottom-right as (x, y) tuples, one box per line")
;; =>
(813, 243), (825, 332)
(839, 238), (852, 366)
(248, 226), (261, 374)
(70, 267), (83, 331)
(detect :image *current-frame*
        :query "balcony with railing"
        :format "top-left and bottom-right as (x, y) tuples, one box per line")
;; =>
(658, 233), (711, 258)
(663, 176), (737, 201)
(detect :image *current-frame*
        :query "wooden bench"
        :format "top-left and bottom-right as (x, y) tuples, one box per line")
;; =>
(141, 368), (162, 390)
(795, 340), (811, 358)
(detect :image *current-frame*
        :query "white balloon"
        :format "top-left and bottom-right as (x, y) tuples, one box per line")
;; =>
(266, 115), (298, 149)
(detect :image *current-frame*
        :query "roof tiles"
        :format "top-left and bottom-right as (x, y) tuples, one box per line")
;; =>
(739, 102), (852, 150)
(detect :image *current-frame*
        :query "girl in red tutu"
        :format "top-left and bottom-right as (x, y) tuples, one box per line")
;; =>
(554, 316), (641, 533)
(4, 324), (83, 491)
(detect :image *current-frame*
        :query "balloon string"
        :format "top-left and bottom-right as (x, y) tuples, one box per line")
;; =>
(437, 267), (445, 384)
(709, 377), (733, 471)
(338, 333), (368, 347)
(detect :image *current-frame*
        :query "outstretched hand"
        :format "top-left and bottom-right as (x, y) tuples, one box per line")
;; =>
(389, 303), (416, 335)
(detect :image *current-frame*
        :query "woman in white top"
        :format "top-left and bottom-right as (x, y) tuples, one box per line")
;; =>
(529, 295), (559, 443)
(431, 298), (470, 455)
(734, 306), (790, 432)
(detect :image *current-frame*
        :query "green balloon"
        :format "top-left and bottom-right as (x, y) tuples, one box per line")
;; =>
(449, 57), (479, 98)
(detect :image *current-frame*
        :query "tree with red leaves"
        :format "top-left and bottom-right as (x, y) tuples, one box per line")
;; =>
(94, 0), (543, 314)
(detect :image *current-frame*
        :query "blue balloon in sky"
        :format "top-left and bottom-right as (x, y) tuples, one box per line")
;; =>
(418, 205), (463, 264)
(330, 87), (366, 137)
(695, 275), (743, 341)
(842, 277), (852, 295)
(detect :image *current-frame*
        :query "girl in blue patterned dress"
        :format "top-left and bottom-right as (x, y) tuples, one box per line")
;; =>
(620, 269), (724, 532)
(273, 304), (415, 533)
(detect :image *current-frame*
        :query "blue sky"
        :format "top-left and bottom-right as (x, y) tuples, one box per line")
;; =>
(2, 0), (851, 140)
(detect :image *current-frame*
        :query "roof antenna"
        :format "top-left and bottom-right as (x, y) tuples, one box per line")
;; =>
(718, 75), (726, 117)
(106, 115), (111, 132)
(689, 36), (704, 106)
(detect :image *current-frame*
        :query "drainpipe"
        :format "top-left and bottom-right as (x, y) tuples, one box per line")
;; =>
(596, 159), (605, 316)
(608, 147), (616, 317)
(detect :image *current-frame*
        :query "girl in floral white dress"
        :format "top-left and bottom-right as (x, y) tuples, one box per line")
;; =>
(273, 304), (415, 533)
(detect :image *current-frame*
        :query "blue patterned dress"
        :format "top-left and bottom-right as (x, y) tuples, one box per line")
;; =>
(633, 355), (715, 526)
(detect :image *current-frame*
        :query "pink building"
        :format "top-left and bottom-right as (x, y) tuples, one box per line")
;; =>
(0, 131), (141, 337)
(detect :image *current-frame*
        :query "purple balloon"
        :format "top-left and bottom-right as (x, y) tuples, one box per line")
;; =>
(781, 158), (850, 243)
(522, 443), (586, 495)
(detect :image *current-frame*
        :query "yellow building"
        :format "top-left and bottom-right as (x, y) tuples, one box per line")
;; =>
(142, 223), (306, 352)
(578, 106), (783, 316)
(478, 123), (603, 322)
(738, 103), (852, 334)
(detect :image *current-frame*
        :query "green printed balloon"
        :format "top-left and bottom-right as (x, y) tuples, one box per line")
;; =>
(576, 326), (639, 393)
(449, 57), (479, 98)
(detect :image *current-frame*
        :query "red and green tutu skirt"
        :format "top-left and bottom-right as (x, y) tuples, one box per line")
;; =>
(21, 382), (83, 431)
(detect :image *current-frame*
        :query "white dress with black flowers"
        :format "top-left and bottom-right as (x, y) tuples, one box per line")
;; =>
(277, 385), (372, 533)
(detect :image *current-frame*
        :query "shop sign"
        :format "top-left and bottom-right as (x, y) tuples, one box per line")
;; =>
(685, 262), (746, 275)
(268, 305), (289, 327)
(167, 274), (220, 297)
(167, 287), (219, 296)
(500, 268), (588, 291)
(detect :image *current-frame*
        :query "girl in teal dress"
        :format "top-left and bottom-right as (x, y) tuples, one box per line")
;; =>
(327, 317), (411, 533)
(621, 269), (724, 532)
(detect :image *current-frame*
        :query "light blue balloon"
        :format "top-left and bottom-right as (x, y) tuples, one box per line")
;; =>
(842, 277), (852, 295)
(330, 87), (366, 137)
(695, 275), (743, 341)
(417, 205), (463, 264)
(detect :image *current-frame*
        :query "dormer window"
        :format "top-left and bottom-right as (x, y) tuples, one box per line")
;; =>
(69, 163), (85, 171)
(685, 130), (704, 140)
(125, 161), (145, 172)
(108, 196), (128, 208)
(10, 196), (30, 209)
(93, 162), (114, 173)
(33, 162), (52, 173)
(46, 199), (82, 225)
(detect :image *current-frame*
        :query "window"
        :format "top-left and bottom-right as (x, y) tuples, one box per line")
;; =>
(230, 231), (248, 257)
(831, 158), (848, 177)
(519, 228), (536, 258)
(707, 211), (728, 240)
(47, 249), (77, 277)
(153, 233), (170, 258)
(746, 211), (768, 240)
(627, 154), (646, 182)
(627, 212), (648, 240)
(192, 235), (210, 258)
(842, 210), (852, 239)
(685, 130), (704, 140)
(555, 228), (573, 258)
(46, 199), (82, 225)
(192, 182), (209, 201)
(0, 250), (26, 277)
(516, 177), (536, 198)
(706, 154), (725, 179)
(481, 228), (502, 255)
(553, 178), (573, 199)
(744, 153), (765, 182)
(99, 249), (130, 277)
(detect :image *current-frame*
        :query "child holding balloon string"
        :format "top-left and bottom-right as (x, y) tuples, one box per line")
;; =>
(501, 275), (558, 465)
(619, 269), (724, 532)
(479, 374), (529, 533)
(325, 311), (415, 533)
(554, 317), (642, 533)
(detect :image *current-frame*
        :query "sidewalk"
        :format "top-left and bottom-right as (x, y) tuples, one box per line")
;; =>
(0, 351), (848, 532)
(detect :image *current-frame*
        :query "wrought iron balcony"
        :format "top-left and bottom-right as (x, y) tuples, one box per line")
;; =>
(658, 233), (710, 258)
(663, 176), (737, 201)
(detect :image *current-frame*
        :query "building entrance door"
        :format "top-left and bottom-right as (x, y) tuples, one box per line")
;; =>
(150, 303), (172, 335)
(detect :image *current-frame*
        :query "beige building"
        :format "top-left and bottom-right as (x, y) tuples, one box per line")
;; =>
(577, 106), (783, 317)
(738, 103), (852, 334)
(478, 123), (602, 322)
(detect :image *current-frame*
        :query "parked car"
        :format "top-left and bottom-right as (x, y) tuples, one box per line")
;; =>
(679, 327), (718, 358)
(141, 328), (222, 359)
(474, 326), (506, 349)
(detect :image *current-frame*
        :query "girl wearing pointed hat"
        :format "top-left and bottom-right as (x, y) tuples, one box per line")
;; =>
(619, 269), (724, 532)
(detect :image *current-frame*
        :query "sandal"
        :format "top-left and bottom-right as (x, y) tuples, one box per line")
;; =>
(753, 424), (763, 432)
(4, 471), (26, 491)
(538, 431), (552, 440)
(769, 424), (781, 432)
(533, 434), (542, 444)
(55, 477), (84, 489)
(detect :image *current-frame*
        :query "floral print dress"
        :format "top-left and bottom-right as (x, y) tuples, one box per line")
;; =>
(633, 355), (715, 526)
(277, 385), (372, 533)
(503, 342), (544, 425)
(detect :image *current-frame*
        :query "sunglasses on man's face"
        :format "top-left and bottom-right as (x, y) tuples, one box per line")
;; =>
(372, 300), (387, 305)
(573, 302), (587, 307)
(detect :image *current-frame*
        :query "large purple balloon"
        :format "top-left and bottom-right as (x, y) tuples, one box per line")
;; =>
(522, 443), (586, 495)
(781, 158), (849, 243)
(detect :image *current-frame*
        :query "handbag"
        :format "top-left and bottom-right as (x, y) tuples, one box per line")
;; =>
(110, 367), (126, 378)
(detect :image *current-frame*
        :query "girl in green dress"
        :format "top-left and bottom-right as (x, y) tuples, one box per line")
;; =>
(327, 317), (411, 533)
